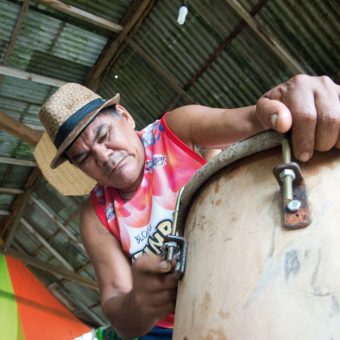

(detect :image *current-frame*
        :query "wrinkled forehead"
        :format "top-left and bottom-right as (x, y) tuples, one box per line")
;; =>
(77, 113), (109, 142)
(64, 114), (104, 155)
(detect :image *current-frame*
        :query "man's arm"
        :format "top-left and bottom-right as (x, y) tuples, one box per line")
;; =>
(167, 75), (340, 161)
(166, 105), (264, 150)
(80, 199), (178, 338)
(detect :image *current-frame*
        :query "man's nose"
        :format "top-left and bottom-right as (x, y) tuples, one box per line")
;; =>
(92, 144), (110, 164)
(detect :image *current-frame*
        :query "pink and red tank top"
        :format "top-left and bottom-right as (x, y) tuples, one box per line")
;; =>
(90, 112), (206, 328)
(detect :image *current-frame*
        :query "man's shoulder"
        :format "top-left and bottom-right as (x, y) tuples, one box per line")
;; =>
(80, 197), (97, 223)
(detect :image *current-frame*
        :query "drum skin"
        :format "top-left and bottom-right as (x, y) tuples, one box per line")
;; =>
(173, 148), (340, 340)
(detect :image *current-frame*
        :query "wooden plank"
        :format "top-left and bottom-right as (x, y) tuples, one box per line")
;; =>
(48, 282), (104, 324)
(166, 0), (269, 110)
(0, 157), (36, 167)
(0, 248), (98, 290)
(0, 188), (24, 195)
(2, 0), (30, 66)
(86, 0), (156, 91)
(127, 40), (194, 103)
(0, 65), (66, 87)
(21, 218), (74, 271)
(30, 196), (86, 253)
(36, 0), (123, 32)
(0, 111), (42, 145)
(1, 168), (40, 247)
(225, 0), (305, 74)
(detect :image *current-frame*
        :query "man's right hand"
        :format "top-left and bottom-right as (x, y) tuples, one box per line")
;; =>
(255, 75), (340, 162)
(128, 254), (179, 321)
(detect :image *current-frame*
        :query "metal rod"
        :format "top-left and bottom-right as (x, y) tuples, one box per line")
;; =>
(172, 186), (185, 235)
(282, 138), (293, 202)
(282, 138), (291, 163)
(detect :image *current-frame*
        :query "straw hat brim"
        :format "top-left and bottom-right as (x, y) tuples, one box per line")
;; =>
(34, 132), (96, 196)
(51, 93), (120, 169)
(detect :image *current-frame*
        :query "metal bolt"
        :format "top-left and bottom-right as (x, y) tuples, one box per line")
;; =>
(279, 169), (296, 181)
(164, 241), (177, 261)
(280, 169), (296, 202)
(287, 199), (301, 212)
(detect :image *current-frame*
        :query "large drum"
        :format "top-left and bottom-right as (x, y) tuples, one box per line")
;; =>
(173, 131), (340, 340)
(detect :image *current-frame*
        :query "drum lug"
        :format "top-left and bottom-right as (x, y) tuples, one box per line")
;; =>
(162, 235), (188, 279)
(161, 186), (188, 278)
(273, 162), (312, 229)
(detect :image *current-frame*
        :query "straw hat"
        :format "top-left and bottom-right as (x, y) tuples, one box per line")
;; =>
(34, 83), (120, 196)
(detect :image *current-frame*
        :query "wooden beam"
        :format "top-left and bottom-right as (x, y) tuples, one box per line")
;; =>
(0, 188), (24, 195)
(48, 282), (108, 326)
(0, 65), (66, 87)
(127, 39), (194, 103)
(0, 111), (42, 145)
(47, 282), (77, 311)
(21, 218), (74, 271)
(75, 260), (92, 273)
(0, 248), (98, 290)
(36, 0), (123, 33)
(30, 196), (86, 254)
(2, 0), (30, 66)
(0, 157), (36, 167)
(165, 0), (267, 110)
(0, 0), (29, 87)
(225, 0), (305, 74)
(86, 0), (156, 91)
(1, 168), (40, 248)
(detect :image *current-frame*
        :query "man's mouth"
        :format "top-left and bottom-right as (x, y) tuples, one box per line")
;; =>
(106, 153), (130, 177)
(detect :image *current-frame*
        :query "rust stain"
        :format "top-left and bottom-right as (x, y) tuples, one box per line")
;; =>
(219, 309), (230, 319)
(202, 292), (212, 312)
(214, 180), (221, 194)
(196, 195), (204, 207)
(215, 198), (223, 206)
(203, 327), (228, 340)
(225, 211), (238, 224)
(285, 207), (311, 229)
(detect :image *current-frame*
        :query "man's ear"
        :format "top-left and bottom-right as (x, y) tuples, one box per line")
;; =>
(116, 104), (136, 129)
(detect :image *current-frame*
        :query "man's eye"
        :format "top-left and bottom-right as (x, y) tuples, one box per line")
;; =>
(99, 130), (110, 143)
(77, 154), (89, 165)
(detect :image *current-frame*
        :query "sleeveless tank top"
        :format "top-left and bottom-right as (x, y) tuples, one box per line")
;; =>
(90, 112), (206, 328)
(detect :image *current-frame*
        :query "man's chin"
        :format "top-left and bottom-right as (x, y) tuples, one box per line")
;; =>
(101, 173), (143, 191)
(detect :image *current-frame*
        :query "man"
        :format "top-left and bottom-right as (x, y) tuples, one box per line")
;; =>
(39, 75), (340, 339)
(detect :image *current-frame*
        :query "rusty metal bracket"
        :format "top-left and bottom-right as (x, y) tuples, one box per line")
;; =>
(162, 235), (188, 278)
(273, 162), (311, 229)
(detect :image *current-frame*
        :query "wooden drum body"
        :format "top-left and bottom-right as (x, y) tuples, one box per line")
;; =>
(173, 132), (340, 340)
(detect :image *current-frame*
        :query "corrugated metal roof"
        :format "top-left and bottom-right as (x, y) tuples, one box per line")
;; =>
(61, 0), (133, 22)
(98, 0), (339, 130)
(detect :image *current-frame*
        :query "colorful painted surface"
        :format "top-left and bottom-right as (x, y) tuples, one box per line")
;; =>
(0, 255), (90, 340)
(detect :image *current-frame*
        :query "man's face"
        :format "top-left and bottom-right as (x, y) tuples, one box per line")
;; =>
(66, 105), (145, 192)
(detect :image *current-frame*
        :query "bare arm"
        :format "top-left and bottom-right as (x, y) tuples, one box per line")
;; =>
(80, 199), (178, 338)
(166, 105), (264, 150)
(167, 75), (340, 162)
